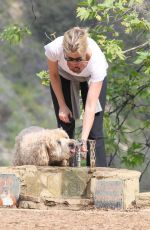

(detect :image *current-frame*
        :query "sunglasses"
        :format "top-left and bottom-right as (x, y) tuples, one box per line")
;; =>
(64, 55), (84, 62)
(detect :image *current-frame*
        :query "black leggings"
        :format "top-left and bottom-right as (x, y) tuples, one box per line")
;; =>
(50, 76), (107, 167)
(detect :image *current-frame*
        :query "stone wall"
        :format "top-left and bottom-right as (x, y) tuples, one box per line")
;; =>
(0, 166), (141, 210)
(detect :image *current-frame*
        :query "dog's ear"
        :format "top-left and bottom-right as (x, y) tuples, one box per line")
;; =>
(62, 131), (69, 139)
(56, 129), (69, 139)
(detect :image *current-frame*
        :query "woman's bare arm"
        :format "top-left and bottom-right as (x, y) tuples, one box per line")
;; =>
(81, 81), (103, 142)
(47, 59), (72, 123)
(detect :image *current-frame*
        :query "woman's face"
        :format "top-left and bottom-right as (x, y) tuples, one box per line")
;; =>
(64, 52), (89, 74)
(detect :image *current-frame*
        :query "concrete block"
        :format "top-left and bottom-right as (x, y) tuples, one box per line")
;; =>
(92, 167), (141, 209)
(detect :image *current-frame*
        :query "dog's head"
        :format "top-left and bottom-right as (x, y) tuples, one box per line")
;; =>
(46, 138), (76, 162)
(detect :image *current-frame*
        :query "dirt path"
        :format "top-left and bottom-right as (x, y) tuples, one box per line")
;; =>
(0, 208), (150, 230)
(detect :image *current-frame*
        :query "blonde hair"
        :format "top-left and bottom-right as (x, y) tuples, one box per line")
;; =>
(63, 27), (89, 56)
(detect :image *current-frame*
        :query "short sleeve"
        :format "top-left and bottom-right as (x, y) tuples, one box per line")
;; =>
(87, 38), (108, 83)
(44, 36), (63, 62)
(89, 54), (108, 83)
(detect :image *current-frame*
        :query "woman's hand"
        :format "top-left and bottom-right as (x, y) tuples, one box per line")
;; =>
(59, 105), (73, 123)
(80, 139), (87, 159)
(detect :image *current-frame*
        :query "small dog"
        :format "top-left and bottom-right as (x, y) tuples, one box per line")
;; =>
(13, 126), (76, 166)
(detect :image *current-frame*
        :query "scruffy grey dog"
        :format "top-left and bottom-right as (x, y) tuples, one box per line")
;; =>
(13, 126), (76, 166)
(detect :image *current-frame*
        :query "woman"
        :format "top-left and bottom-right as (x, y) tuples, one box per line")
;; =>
(44, 27), (108, 167)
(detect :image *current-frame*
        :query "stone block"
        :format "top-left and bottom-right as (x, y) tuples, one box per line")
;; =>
(47, 173), (62, 197)
(123, 176), (140, 209)
(61, 168), (91, 198)
(136, 192), (150, 208)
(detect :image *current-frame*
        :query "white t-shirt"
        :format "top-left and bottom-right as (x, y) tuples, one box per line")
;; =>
(44, 36), (108, 82)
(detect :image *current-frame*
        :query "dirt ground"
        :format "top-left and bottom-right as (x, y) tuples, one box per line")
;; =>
(0, 207), (150, 230)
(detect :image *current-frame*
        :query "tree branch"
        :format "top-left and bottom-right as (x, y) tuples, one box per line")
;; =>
(112, 9), (131, 23)
(122, 127), (145, 134)
(31, 0), (37, 21)
(108, 137), (121, 166)
(109, 83), (150, 116)
(123, 41), (149, 54)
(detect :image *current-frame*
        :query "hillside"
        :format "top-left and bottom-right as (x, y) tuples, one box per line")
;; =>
(0, 0), (79, 165)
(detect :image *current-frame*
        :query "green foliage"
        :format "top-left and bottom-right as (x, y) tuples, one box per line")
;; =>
(36, 71), (50, 86)
(77, 7), (91, 20)
(134, 51), (150, 74)
(121, 12), (150, 33)
(104, 39), (125, 62)
(77, 0), (150, 168)
(122, 142), (144, 168)
(0, 24), (31, 44)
